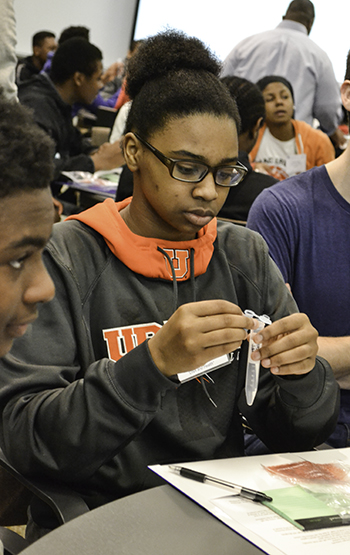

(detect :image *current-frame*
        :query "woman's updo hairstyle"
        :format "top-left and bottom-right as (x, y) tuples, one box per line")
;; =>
(221, 76), (266, 138)
(124, 29), (240, 138)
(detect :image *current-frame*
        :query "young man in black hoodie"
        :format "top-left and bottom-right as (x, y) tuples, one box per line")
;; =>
(18, 38), (124, 183)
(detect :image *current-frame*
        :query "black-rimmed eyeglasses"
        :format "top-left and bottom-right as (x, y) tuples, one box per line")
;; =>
(134, 132), (247, 187)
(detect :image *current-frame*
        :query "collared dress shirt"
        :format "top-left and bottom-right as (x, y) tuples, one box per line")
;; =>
(222, 20), (342, 135)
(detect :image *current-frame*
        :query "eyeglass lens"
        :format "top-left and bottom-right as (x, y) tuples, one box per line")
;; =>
(172, 161), (244, 186)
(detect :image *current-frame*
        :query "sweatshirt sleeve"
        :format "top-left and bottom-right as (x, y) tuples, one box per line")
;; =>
(18, 87), (96, 179)
(34, 116), (96, 179)
(239, 355), (340, 452)
(0, 343), (177, 481)
(0, 242), (177, 481)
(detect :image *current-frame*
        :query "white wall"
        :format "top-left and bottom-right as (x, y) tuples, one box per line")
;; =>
(14, 0), (349, 83)
(133, 0), (348, 84)
(14, 0), (138, 68)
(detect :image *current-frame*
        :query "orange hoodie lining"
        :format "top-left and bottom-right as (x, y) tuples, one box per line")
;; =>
(67, 198), (217, 281)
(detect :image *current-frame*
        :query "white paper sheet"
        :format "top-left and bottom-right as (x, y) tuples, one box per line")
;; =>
(150, 448), (350, 555)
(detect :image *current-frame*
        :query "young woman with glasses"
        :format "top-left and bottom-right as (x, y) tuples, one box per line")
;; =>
(0, 29), (338, 540)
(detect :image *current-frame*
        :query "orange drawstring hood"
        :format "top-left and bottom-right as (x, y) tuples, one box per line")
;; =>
(67, 197), (217, 282)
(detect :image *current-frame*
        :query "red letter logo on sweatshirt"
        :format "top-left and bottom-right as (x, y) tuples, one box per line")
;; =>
(103, 323), (162, 361)
(162, 249), (189, 279)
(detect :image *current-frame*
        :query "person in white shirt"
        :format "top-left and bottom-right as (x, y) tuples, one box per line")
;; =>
(221, 0), (344, 149)
(249, 75), (335, 180)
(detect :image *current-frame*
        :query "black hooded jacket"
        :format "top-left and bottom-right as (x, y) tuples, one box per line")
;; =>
(18, 73), (95, 180)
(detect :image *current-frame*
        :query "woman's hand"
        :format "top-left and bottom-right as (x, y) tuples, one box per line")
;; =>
(148, 300), (258, 377)
(250, 313), (318, 375)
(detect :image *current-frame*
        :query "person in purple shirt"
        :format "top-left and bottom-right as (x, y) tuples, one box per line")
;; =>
(247, 50), (350, 448)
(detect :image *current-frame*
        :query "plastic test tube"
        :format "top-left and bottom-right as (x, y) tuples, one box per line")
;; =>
(244, 310), (271, 406)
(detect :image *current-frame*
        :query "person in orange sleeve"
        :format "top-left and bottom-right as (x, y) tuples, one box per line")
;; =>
(249, 75), (335, 180)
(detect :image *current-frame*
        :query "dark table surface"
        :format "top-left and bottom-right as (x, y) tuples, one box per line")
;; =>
(20, 485), (265, 555)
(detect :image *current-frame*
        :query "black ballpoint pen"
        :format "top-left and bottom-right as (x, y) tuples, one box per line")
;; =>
(169, 465), (273, 503)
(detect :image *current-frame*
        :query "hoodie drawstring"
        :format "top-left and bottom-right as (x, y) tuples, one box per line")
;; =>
(157, 246), (216, 407)
(157, 246), (179, 313)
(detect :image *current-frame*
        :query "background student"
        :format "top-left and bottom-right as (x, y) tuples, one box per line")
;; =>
(250, 75), (335, 180)
(218, 76), (278, 221)
(247, 50), (350, 448)
(222, 0), (345, 149)
(16, 30), (57, 85)
(0, 95), (56, 526)
(18, 38), (124, 181)
(18, 37), (125, 214)
(0, 98), (55, 360)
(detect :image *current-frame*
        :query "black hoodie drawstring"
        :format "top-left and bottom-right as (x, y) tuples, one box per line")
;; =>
(157, 246), (179, 313)
(189, 248), (196, 302)
(157, 246), (216, 407)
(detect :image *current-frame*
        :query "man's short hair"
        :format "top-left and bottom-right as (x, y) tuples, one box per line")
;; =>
(50, 38), (102, 85)
(0, 96), (54, 198)
(58, 26), (90, 46)
(285, 0), (315, 26)
(32, 31), (55, 49)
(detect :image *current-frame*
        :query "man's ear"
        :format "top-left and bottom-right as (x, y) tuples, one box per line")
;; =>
(340, 80), (350, 112)
(254, 117), (264, 132)
(123, 133), (142, 171)
(73, 72), (85, 87)
(250, 117), (263, 142)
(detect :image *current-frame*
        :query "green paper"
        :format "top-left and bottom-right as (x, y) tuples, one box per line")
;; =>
(262, 485), (339, 531)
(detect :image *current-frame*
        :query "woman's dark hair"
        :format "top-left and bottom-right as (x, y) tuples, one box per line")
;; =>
(256, 75), (295, 102)
(50, 38), (102, 85)
(124, 29), (240, 138)
(0, 97), (54, 198)
(221, 76), (265, 137)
